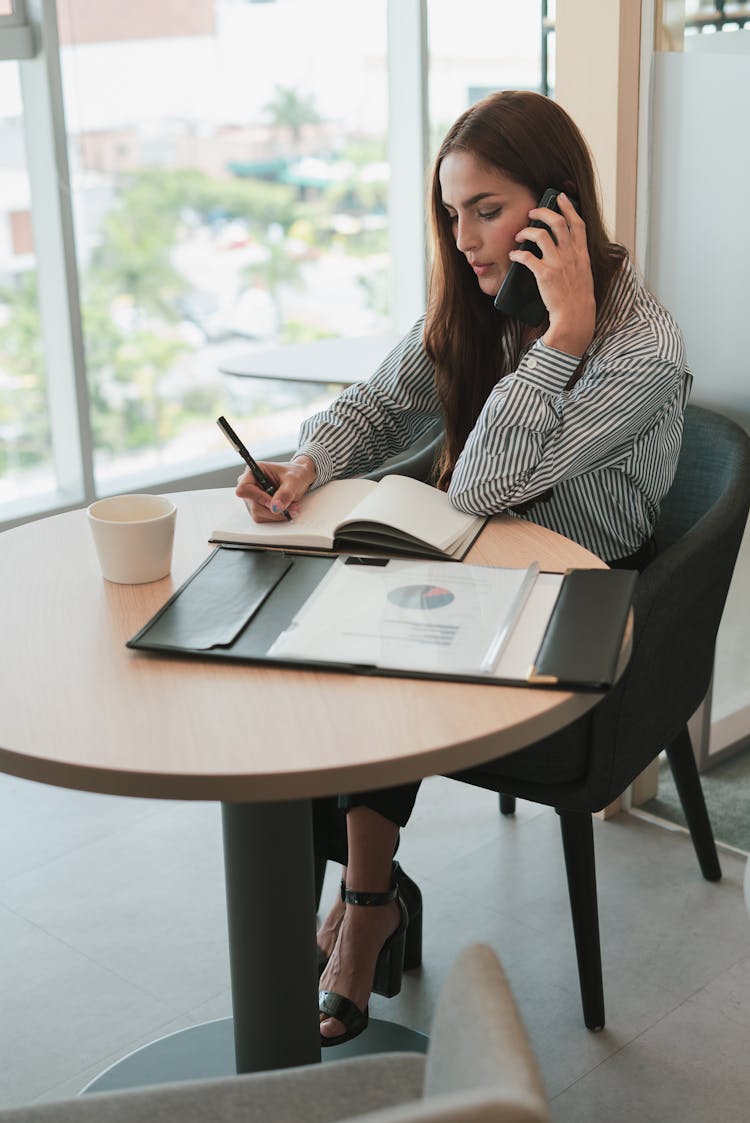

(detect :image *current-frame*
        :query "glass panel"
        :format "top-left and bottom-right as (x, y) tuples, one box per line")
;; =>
(657, 0), (750, 51)
(685, 0), (750, 49)
(0, 61), (57, 514)
(56, 0), (389, 490)
(427, 0), (542, 161)
(649, 30), (750, 756)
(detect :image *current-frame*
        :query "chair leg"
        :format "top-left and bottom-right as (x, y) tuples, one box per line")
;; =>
(499, 794), (516, 816)
(314, 854), (327, 911)
(557, 809), (605, 1031)
(665, 726), (722, 882)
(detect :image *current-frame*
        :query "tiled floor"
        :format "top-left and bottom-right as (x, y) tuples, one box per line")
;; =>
(2, 771), (749, 1121)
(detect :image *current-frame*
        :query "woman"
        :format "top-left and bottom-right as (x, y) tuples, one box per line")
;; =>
(236, 90), (691, 1047)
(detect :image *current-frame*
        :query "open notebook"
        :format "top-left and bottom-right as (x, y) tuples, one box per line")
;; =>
(210, 475), (486, 561)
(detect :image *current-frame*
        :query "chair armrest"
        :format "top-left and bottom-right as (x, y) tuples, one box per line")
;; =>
(0, 1055), (425, 1123)
(424, 944), (550, 1121)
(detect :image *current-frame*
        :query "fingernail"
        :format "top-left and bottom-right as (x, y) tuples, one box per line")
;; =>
(271, 501), (281, 513)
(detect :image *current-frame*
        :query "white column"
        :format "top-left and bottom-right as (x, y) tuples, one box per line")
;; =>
(387, 0), (429, 333)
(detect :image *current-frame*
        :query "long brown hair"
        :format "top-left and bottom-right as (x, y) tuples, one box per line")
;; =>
(425, 90), (623, 488)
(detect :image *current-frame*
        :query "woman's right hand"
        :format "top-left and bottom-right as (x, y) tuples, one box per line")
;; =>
(235, 455), (317, 522)
(509, 192), (596, 358)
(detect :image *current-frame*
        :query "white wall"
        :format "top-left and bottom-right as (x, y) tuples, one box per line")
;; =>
(647, 46), (750, 750)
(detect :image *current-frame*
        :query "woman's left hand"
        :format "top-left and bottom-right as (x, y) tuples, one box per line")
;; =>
(509, 192), (596, 357)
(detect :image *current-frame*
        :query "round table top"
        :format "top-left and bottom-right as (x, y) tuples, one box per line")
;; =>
(219, 334), (402, 386)
(0, 489), (609, 803)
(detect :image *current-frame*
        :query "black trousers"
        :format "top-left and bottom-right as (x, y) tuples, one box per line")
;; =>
(312, 537), (656, 865)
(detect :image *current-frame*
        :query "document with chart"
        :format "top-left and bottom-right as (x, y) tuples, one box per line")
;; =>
(267, 557), (538, 676)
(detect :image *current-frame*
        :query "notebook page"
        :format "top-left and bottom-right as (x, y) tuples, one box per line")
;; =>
(339, 474), (483, 552)
(211, 478), (375, 548)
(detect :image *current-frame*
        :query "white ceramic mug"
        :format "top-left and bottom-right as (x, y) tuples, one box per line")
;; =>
(87, 494), (177, 584)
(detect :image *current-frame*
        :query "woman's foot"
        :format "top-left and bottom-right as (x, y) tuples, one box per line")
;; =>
(319, 895), (401, 1042)
(316, 888), (345, 963)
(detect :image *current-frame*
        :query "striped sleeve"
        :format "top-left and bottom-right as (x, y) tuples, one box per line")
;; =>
(448, 316), (688, 517)
(296, 318), (441, 487)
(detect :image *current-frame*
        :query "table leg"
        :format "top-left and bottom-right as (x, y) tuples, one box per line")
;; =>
(221, 799), (321, 1072)
(82, 797), (426, 1094)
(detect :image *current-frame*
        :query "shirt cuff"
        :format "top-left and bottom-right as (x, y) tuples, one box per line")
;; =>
(294, 441), (334, 488)
(517, 339), (581, 394)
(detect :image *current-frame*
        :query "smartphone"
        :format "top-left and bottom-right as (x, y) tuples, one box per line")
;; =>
(493, 187), (579, 326)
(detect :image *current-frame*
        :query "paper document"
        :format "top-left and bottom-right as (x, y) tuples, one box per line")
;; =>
(267, 558), (538, 676)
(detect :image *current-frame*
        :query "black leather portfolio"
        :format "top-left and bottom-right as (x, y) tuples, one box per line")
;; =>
(127, 546), (636, 691)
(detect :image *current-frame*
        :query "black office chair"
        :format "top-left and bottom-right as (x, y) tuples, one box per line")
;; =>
(448, 403), (750, 1030)
(365, 419), (444, 484)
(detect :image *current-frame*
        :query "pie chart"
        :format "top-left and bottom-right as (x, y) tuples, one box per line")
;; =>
(387, 584), (455, 610)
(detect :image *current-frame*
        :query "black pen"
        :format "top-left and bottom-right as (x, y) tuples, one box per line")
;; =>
(216, 415), (293, 520)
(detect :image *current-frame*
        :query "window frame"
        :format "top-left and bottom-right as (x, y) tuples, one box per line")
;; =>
(0, 0), (34, 60)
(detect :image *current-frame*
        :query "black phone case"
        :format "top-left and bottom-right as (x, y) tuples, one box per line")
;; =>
(494, 188), (576, 326)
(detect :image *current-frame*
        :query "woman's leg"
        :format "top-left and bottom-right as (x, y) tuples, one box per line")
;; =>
(317, 783), (421, 1042)
(319, 805), (400, 1040)
(314, 782), (420, 960)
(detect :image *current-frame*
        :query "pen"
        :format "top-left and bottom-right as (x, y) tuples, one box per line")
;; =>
(216, 415), (293, 520)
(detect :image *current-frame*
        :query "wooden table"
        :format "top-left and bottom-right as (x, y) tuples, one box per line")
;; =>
(0, 489), (611, 1085)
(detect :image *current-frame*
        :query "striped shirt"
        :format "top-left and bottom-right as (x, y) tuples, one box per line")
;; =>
(296, 254), (692, 562)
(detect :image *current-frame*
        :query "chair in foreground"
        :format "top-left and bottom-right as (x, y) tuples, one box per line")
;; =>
(0, 944), (550, 1123)
(448, 403), (750, 1031)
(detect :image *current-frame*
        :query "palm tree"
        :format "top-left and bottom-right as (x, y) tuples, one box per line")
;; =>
(263, 86), (321, 148)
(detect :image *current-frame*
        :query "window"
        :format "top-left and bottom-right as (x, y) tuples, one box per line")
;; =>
(61, 0), (391, 494)
(0, 0), (542, 528)
(0, 61), (57, 516)
(0, 2), (57, 518)
(685, 0), (750, 35)
(427, 0), (544, 156)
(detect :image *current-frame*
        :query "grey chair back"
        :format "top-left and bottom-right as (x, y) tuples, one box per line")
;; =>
(657, 403), (749, 548)
(365, 422), (443, 483)
(588, 403), (750, 804)
(452, 403), (750, 810)
(448, 404), (750, 1031)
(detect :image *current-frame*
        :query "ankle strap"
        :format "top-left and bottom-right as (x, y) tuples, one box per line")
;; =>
(343, 884), (397, 907)
(340, 861), (402, 904)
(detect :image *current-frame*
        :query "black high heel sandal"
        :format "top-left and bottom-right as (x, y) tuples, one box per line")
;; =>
(317, 861), (423, 977)
(319, 877), (408, 1047)
(392, 862), (423, 973)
